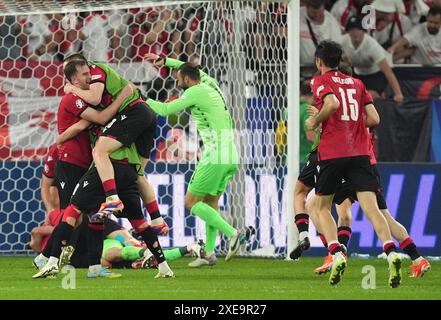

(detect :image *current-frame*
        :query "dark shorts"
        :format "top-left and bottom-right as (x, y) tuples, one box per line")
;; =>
(331, 164), (387, 210)
(70, 161), (143, 220)
(316, 156), (378, 196)
(100, 102), (157, 158)
(104, 218), (124, 236)
(297, 150), (318, 189)
(54, 160), (88, 209)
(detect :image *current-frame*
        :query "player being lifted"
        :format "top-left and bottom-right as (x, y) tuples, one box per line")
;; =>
(144, 53), (252, 265)
(305, 40), (403, 288)
(62, 53), (168, 234)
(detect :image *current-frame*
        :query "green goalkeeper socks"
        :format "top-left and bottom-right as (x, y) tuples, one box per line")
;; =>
(191, 201), (236, 238)
(206, 222), (219, 254)
(121, 246), (143, 261)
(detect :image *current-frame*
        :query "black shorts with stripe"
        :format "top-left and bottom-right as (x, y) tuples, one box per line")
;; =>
(100, 102), (157, 159)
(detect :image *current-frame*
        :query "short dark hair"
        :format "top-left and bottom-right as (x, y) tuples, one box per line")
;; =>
(315, 40), (343, 68)
(63, 52), (87, 64)
(428, 5), (441, 18)
(306, 0), (326, 9)
(64, 60), (88, 82)
(179, 62), (201, 81)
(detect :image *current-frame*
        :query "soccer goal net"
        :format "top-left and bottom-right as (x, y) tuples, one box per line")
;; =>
(0, 0), (299, 257)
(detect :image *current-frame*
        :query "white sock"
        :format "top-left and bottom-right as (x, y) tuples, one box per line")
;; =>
(299, 231), (309, 241)
(37, 253), (47, 260)
(151, 217), (164, 226)
(88, 264), (101, 272)
(413, 256), (423, 265)
(47, 256), (59, 266)
(158, 261), (171, 274)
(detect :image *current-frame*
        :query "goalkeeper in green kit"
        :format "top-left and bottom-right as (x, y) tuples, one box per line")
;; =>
(144, 53), (252, 266)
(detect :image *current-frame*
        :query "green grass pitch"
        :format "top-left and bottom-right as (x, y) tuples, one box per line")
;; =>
(0, 256), (440, 300)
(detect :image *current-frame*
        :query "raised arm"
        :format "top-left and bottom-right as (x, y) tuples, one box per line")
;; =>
(144, 53), (217, 85)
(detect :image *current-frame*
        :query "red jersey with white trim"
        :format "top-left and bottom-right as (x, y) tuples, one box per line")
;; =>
(88, 63), (113, 107)
(310, 70), (373, 160)
(42, 143), (59, 178)
(57, 93), (92, 169)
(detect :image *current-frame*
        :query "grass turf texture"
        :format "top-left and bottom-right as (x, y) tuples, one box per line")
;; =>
(0, 256), (440, 300)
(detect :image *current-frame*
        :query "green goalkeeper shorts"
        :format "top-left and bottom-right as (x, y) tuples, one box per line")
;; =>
(187, 163), (238, 197)
(102, 239), (123, 259)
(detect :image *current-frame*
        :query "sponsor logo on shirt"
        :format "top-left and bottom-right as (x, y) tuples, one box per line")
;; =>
(83, 181), (89, 188)
(60, 182), (66, 189)
(121, 115), (127, 121)
(44, 164), (49, 173)
(91, 74), (102, 81)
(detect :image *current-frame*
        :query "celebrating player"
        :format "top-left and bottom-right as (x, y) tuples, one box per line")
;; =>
(62, 54), (168, 234)
(144, 53), (252, 265)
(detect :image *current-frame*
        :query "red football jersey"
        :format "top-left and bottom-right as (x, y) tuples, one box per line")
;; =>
(57, 93), (92, 169)
(311, 70), (373, 160)
(42, 143), (59, 178)
(89, 64), (113, 107)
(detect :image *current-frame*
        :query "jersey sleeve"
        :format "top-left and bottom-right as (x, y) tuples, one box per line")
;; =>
(62, 94), (89, 118)
(147, 87), (198, 116)
(89, 64), (107, 84)
(310, 76), (335, 109)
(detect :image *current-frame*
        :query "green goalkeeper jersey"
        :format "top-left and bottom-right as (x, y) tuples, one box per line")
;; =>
(89, 61), (141, 112)
(147, 58), (238, 165)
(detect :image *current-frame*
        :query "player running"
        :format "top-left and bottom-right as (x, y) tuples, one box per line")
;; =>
(144, 53), (252, 264)
(62, 54), (168, 234)
(305, 40), (402, 288)
(308, 128), (431, 278)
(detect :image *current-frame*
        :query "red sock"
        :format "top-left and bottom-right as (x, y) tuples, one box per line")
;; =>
(103, 179), (117, 198)
(146, 200), (161, 220)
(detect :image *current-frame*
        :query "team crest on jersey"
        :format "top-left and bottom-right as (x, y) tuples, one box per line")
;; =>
(76, 99), (84, 109)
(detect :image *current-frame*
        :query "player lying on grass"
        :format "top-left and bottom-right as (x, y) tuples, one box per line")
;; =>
(143, 53), (253, 266)
(34, 213), (205, 270)
(305, 40), (402, 288)
(62, 54), (168, 235)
